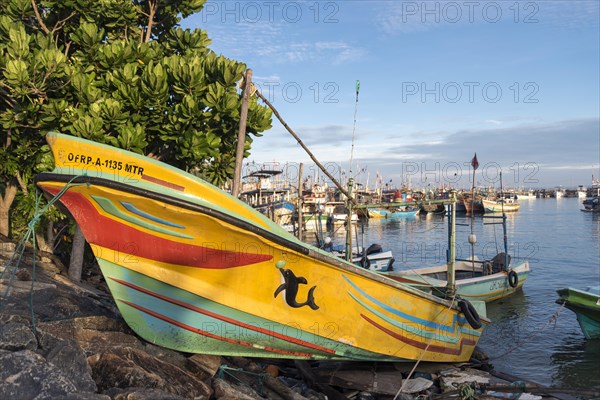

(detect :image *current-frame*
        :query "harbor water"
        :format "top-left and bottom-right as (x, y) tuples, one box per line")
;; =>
(319, 197), (600, 390)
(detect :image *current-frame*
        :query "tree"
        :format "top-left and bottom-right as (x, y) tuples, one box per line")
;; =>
(0, 0), (272, 280)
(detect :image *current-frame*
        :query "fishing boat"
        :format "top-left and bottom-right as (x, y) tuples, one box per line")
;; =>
(324, 240), (395, 272)
(383, 206), (530, 303)
(482, 194), (520, 213)
(35, 132), (487, 362)
(239, 165), (295, 226)
(368, 208), (419, 219)
(556, 286), (600, 339)
(385, 254), (530, 303)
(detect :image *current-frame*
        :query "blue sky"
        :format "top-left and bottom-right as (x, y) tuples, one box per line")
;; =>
(182, 1), (600, 189)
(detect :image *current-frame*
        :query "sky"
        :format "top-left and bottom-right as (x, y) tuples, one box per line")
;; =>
(182, 0), (600, 190)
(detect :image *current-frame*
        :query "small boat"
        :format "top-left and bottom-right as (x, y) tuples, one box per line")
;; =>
(516, 190), (536, 200)
(581, 196), (600, 212)
(324, 240), (395, 272)
(35, 132), (487, 362)
(384, 254), (530, 303)
(556, 286), (600, 339)
(384, 200), (529, 302)
(368, 207), (419, 219)
(482, 194), (520, 213)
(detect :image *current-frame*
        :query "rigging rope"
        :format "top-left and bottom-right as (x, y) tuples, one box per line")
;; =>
(0, 175), (89, 334)
(393, 294), (458, 400)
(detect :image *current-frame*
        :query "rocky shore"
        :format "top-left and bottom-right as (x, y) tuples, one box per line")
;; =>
(1, 239), (592, 399)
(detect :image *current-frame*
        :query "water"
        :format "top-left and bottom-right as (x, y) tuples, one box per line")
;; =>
(320, 198), (600, 390)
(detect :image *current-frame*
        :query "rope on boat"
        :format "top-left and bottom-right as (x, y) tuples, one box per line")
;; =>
(393, 294), (459, 400)
(0, 175), (89, 334)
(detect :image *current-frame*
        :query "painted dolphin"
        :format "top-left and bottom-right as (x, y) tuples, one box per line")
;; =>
(274, 268), (319, 310)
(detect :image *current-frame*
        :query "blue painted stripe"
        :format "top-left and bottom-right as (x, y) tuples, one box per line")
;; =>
(342, 275), (480, 336)
(347, 291), (461, 344)
(121, 201), (185, 229)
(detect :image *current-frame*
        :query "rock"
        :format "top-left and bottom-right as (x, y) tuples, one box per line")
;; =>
(87, 346), (212, 399)
(37, 332), (98, 393)
(103, 387), (189, 399)
(213, 377), (264, 400)
(0, 349), (97, 399)
(0, 315), (37, 351)
(16, 268), (31, 281)
(0, 241), (16, 257)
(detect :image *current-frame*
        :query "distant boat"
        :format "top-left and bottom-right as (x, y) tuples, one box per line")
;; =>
(577, 185), (588, 199)
(482, 193), (520, 213)
(555, 187), (566, 198)
(556, 286), (600, 339)
(516, 190), (536, 200)
(581, 196), (600, 212)
(35, 132), (487, 362)
(368, 208), (419, 219)
(240, 166), (295, 226)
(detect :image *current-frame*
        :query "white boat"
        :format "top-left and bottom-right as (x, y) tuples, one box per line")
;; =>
(577, 185), (588, 199)
(516, 190), (536, 200)
(482, 193), (520, 213)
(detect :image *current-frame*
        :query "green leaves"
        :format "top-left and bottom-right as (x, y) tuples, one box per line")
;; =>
(0, 0), (274, 239)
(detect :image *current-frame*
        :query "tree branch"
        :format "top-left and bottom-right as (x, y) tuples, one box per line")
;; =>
(144, 0), (158, 43)
(31, 0), (50, 34)
(15, 171), (29, 196)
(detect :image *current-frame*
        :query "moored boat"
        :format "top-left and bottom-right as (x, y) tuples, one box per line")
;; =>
(482, 194), (520, 213)
(385, 255), (530, 303)
(556, 286), (600, 339)
(368, 207), (419, 219)
(35, 132), (488, 362)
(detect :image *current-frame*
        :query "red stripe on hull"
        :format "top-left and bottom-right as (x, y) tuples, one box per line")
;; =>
(110, 277), (336, 355)
(120, 300), (313, 358)
(44, 187), (272, 268)
(142, 174), (185, 191)
(361, 314), (476, 355)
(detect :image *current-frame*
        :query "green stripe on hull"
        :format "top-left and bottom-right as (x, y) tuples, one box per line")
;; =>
(96, 258), (411, 361)
(91, 195), (194, 239)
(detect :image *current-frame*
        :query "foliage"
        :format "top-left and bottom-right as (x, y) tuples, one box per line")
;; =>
(0, 0), (273, 238)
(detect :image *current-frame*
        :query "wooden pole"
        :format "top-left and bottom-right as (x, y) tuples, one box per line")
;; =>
(232, 69), (253, 198)
(254, 89), (356, 205)
(297, 163), (304, 239)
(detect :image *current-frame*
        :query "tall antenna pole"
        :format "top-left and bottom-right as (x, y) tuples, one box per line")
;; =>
(346, 80), (360, 261)
(349, 80), (360, 175)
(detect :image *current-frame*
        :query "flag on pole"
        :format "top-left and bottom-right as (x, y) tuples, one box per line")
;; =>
(471, 153), (479, 170)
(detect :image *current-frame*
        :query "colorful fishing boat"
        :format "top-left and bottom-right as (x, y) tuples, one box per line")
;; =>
(556, 286), (600, 339)
(35, 132), (488, 362)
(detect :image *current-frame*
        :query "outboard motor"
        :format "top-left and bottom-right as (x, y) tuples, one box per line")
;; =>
(365, 243), (383, 256)
(491, 252), (511, 273)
